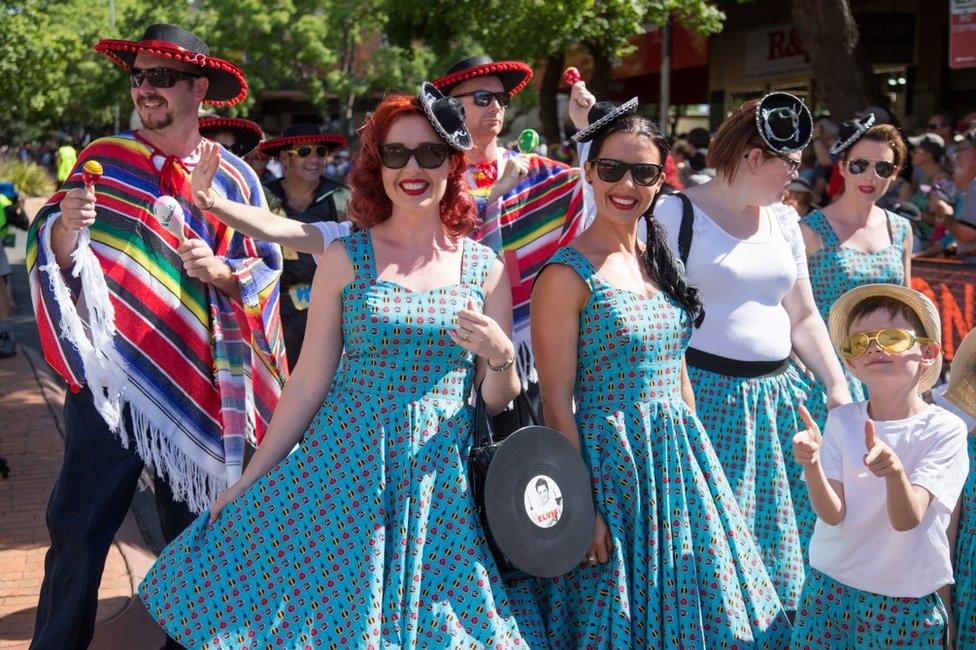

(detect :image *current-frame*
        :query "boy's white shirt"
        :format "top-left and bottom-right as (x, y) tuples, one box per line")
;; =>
(808, 401), (969, 598)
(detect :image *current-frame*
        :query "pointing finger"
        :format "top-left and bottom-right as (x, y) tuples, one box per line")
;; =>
(864, 419), (877, 452)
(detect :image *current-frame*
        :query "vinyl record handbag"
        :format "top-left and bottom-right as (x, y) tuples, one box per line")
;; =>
(468, 387), (595, 580)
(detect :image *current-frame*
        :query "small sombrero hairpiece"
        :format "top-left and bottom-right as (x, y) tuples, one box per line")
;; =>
(571, 97), (639, 143)
(829, 113), (876, 156)
(418, 82), (472, 151)
(755, 92), (813, 154)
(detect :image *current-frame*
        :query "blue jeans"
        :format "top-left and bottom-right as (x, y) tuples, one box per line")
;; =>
(30, 387), (196, 650)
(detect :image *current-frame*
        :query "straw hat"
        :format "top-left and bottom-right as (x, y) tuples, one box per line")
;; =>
(945, 327), (976, 419)
(827, 284), (942, 392)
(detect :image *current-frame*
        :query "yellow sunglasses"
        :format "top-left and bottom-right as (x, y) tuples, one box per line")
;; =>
(840, 328), (937, 359)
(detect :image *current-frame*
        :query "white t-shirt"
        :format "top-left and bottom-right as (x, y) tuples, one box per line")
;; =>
(310, 221), (352, 264)
(809, 401), (969, 598)
(648, 194), (808, 361)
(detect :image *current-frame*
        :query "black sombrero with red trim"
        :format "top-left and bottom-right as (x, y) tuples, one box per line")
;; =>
(259, 124), (349, 158)
(432, 55), (533, 97)
(96, 24), (247, 107)
(199, 117), (264, 157)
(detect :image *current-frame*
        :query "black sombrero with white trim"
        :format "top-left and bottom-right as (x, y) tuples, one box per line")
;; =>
(755, 92), (813, 154)
(432, 55), (533, 97)
(259, 124), (348, 158)
(829, 113), (877, 156)
(418, 82), (472, 151)
(199, 117), (264, 157)
(571, 97), (640, 143)
(96, 24), (247, 107)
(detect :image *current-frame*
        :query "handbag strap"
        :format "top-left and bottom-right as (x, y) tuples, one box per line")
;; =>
(473, 382), (540, 447)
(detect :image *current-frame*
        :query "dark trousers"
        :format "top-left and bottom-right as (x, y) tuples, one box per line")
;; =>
(30, 387), (196, 650)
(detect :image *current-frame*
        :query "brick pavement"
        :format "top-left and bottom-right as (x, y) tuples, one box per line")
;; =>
(0, 345), (162, 649)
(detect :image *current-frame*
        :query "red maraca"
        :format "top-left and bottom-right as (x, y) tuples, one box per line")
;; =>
(563, 67), (581, 86)
(82, 160), (103, 190)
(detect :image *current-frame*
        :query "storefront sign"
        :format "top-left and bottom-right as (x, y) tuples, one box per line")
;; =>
(951, 0), (976, 69)
(912, 259), (975, 360)
(744, 24), (813, 82)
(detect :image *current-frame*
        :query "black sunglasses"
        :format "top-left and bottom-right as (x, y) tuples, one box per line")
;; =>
(592, 158), (664, 186)
(129, 66), (203, 89)
(379, 143), (451, 169)
(453, 90), (510, 108)
(283, 145), (330, 158)
(847, 158), (896, 178)
(927, 123), (944, 130)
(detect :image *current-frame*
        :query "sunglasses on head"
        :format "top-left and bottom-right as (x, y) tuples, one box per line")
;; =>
(846, 158), (896, 178)
(283, 145), (331, 158)
(378, 143), (450, 169)
(592, 158), (664, 186)
(129, 66), (203, 89)
(453, 90), (510, 108)
(840, 328), (936, 359)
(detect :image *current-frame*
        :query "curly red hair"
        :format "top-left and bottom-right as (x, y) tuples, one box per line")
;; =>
(349, 93), (476, 237)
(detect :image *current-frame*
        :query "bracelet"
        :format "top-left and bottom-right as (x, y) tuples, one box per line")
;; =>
(487, 357), (514, 372)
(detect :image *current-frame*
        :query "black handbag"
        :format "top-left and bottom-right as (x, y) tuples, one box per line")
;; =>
(469, 388), (536, 580)
(468, 387), (595, 581)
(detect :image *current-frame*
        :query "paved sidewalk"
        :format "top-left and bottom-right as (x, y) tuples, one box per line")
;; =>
(0, 346), (164, 649)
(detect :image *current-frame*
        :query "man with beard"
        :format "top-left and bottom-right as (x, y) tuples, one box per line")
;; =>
(258, 125), (350, 369)
(433, 57), (590, 402)
(27, 24), (285, 649)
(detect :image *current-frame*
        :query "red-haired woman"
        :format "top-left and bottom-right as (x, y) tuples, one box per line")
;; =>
(139, 84), (543, 648)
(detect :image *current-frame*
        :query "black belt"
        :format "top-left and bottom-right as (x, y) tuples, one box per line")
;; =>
(686, 347), (789, 379)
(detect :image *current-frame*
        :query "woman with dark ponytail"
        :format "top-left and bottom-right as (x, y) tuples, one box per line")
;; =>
(530, 100), (791, 648)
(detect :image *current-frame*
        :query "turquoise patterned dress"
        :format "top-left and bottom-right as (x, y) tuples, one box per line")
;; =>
(955, 433), (976, 648)
(535, 247), (791, 649)
(139, 230), (546, 649)
(802, 209), (909, 402)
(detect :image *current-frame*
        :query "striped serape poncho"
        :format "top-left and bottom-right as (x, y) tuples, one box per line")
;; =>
(27, 133), (286, 513)
(469, 149), (591, 383)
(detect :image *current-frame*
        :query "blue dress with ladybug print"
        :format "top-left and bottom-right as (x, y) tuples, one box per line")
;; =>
(139, 229), (546, 649)
(532, 246), (792, 649)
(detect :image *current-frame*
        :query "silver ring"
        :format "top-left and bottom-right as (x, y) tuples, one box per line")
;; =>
(462, 330), (471, 341)
(587, 554), (597, 563)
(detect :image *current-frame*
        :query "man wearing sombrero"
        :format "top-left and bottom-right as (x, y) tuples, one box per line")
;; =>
(27, 24), (285, 649)
(258, 124), (350, 369)
(433, 56), (589, 396)
(199, 115), (264, 158)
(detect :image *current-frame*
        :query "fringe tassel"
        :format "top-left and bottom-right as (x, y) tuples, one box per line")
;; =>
(130, 409), (227, 514)
(512, 327), (537, 389)
(40, 218), (126, 431)
(39, 216), (226, 514)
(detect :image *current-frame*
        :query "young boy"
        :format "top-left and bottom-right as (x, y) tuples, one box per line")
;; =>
(790, 284), (969, 649)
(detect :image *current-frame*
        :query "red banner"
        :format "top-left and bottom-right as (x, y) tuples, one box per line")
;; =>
(912, 259), (975, 361)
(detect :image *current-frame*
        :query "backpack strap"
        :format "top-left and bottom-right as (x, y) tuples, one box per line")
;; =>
(675, 192), (695, 266)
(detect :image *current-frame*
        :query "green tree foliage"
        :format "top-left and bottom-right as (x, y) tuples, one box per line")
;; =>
(0, 0), (192, 141)
(0, 0), (728, 143)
